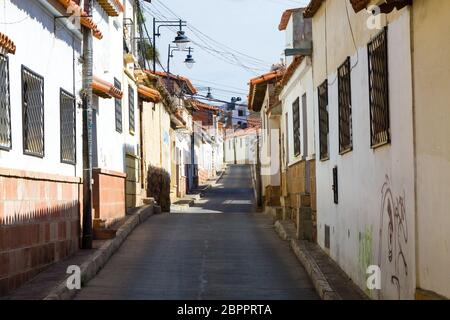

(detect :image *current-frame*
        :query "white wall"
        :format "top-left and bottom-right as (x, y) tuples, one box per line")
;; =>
(92, 2), (126, 173)
(0, 0), (82, 178)
(280, 57), (315, 170)
(314, 10), (415, 299)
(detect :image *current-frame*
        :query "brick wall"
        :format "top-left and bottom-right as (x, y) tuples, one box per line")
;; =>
(93, 169), (126, 228)
(0, 169), (81, 296)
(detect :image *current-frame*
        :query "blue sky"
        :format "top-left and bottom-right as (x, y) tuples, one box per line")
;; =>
(142, 0), (310, 104)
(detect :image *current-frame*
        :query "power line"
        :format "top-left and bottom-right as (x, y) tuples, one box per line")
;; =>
(141, 5), (265, 74)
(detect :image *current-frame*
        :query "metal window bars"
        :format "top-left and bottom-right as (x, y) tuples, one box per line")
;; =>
(114, 78), (122, 133)
(368, 27), (390, 147)
(292, 97), (301, 156)
(22, 66), (44, 157)
(338, 57), (353, 153)
(60, 89), (76, 164)
(318, 80), (329, 160)
(0, 54), (11, 150)
(129, 85), (135, 134)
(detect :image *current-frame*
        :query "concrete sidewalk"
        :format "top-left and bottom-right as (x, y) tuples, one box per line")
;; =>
(2, 205), (156, 300)
(274, 220), (368, 300)
(171, 168), (227, 211)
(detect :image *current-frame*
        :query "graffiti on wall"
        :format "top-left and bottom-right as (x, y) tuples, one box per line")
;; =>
(377, 175), (409, 299)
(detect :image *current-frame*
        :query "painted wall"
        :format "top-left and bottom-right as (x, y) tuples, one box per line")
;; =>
(412, 0), (450, 299)
(0, 0), (82, 178)
(312, 2), (415, 299)
(92, 1), (125, 173)
(280, 57), (315, 169)
(259, 88), (281, 196)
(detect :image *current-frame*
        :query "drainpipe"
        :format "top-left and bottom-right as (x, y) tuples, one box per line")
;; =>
(81, 0), (94, 249)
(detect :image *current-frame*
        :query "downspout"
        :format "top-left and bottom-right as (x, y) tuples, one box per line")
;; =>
(409, 5), (420, 295)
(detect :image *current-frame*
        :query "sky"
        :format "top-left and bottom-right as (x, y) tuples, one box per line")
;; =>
(142, 0), (310, 105)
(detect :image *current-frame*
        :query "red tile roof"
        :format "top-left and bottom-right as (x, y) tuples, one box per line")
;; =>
(0, 32), (16, 54)
(279, 8), (304, 31)
(280, 56), (304, 87)
(97, 0), (124, 16)
(138, 85), (161, 103)
(190, 99), (221, 113)
(92, 76), (123, 99)
(248, 70), (284, 111)
(304, 0), (411, 18)
(146, 70), (198, 95)
(56, 0), (103, 39)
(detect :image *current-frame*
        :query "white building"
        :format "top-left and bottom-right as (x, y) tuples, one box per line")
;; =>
(0, 0), (88, 295)
(307, 0), (415, 299)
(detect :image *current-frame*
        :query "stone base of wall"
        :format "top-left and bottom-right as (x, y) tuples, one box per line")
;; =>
(0, 168), (81, 296)
(93, 168), (126, 228)
(198, 169), (209, 186)
(265, 185), (281, 207)
(281, 159), (317, 242)
(125, 154), (142, 211)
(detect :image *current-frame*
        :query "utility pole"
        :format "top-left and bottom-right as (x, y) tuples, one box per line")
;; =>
(81, 0), (93, 249)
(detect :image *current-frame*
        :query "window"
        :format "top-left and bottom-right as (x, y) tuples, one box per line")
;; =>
(318, 80), (329, 160)
(128, 85), (135, 134)
(292, 97), (301, 156)
(22, 66), (44, 157)
(302, 93), (308, 157)
(0, 54), (11, 150)
(368, 27), (390, 147)
(338, 57), (353, 153)
(114, 78), (122, 133)
(285, 113), (289, 165)
(238, 109), (244, 117)
(60, 89), (76, 164)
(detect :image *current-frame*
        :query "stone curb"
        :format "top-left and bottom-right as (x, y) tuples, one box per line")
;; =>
(43, 205), (155, 300)
(274, 220), (341, 300)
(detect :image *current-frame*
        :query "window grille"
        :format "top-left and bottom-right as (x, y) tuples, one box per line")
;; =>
(0, 54), (11, 150)
(22, 66), (44, 157)
(128, 85), (135, 134)
(338, 57), (353, 153)
(318, 80), (329, 160)
(114, 78), (122, 133)
(60, 89), (76, 164)
(292, 98), (301, 156)
(368, 27), (390, 147)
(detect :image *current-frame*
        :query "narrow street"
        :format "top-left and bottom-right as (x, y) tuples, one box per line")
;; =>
(75, 165), (318, 300)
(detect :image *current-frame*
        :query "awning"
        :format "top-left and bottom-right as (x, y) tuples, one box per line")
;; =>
(97, 0), (124, 17)
(138, 85), (161, 103)
(0, 32), (16, 54)
(92, 76), (123, 99)
(55, 0), (103, 39)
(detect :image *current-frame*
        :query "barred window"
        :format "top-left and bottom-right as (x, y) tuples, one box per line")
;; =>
(128, 85), (135, 134)
(338, 57), (353, 153)
(292, 97), (301, 156)
(22, 66), (44, 157)
(318, 80), (329, 160)
(0, 54), (11, 150)
(60, 89), (76, 164)
(114, 78), (122, 133)
(368, 27), (390, 147)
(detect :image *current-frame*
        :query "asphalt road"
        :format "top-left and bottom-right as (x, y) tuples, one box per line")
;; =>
(75, 165), (318, 300)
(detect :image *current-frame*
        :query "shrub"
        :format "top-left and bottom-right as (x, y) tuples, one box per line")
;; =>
(146, 165), (171, 212)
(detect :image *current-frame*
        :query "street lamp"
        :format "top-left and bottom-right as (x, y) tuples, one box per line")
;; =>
(206, 87), (213, 99)
(184, 47), (195, 69)
(167, 45), (195, 74)
(153, 18), (190, 72)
